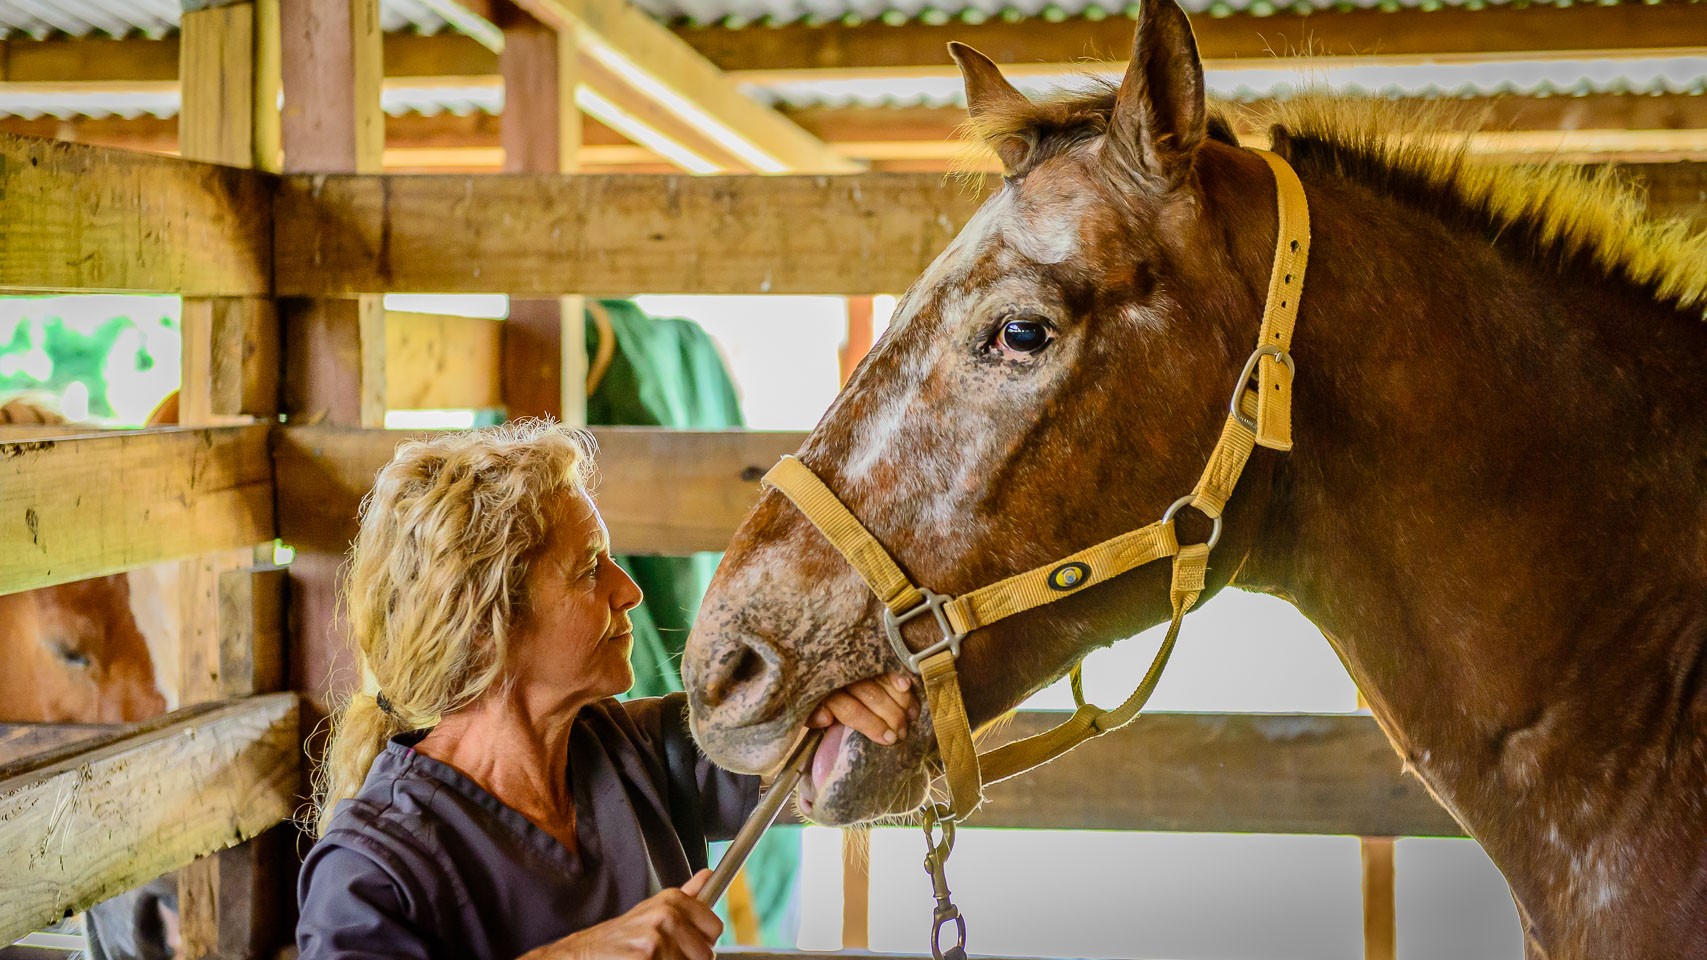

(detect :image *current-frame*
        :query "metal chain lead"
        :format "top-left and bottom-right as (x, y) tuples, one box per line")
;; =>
(921, 803), (968, 960)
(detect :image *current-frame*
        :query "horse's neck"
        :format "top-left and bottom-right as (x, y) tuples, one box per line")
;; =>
(1236, 174), (1707, 956)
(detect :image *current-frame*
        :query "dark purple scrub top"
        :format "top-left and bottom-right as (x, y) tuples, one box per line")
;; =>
(296, 697), (760, 960)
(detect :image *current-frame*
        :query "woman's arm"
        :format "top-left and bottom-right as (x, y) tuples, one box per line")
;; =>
(297, 844), (433, 960)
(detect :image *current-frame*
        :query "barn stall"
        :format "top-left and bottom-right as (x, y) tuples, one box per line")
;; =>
(0, 0), (1703, 958)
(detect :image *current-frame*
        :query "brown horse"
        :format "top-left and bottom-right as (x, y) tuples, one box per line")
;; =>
(682, 0), (1707, 955)
(0, 397), (173, 723)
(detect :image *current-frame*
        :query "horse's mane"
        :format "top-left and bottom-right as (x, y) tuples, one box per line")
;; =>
(962, 86), (1707, 314)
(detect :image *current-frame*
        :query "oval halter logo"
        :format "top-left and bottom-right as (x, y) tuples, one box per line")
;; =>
(1048, 562), (1091, 592)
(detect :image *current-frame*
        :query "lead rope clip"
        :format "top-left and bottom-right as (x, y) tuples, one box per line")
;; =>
(922, 802), (968, 960)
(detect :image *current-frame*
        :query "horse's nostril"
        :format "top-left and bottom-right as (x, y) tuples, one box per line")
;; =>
(700, 639), (782, 723)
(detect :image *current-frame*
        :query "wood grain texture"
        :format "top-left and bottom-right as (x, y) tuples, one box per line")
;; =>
(506, 0), (857, 173)
(970, 711), (1463, 836)
(0, 724), (112, 771)
(279, 0), (382, 173)
(683, 1), (1707, 74)
(272, 166), (1701, 296)
(0, 426), (275, 596)
(0, 134), (272, 296)
(384, 310), (502, 411)
(273, 426), (804, 555)
(273, 172), (984, 296)
(0, 694), (298, 945)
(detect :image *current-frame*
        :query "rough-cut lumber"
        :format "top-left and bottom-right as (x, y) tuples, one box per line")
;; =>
(180, 297), (281, 423)
(499, 1), (589, 425)
(0, 134), (272, 296)
(0, 694), (298, 945)
(969, 711), (1462, 837)
(273, 173), (983, 296)
(384, 310), (503, 411)
(0, 724), (111, 772)
(273, 165), (1703, 296)
(274, 426), (804, 555)
(505, 0), (857, 173)
(0, 426), (275, 596)
(685, 2), (1707, 75)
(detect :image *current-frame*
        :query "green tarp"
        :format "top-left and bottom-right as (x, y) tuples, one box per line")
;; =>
(588, 300), (801, 946)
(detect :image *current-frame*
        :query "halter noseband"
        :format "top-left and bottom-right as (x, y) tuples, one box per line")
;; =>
(764, 148), (1311, 822)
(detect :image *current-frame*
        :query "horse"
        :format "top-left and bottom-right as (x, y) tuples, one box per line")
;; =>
(680, 0), (1707, 955)
(0, 396), (174, 722)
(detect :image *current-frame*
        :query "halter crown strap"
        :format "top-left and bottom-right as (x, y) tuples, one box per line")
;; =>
(760, 148), (1310, 822)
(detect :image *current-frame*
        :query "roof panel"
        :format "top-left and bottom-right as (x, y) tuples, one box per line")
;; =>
(0, 0), (467, 39)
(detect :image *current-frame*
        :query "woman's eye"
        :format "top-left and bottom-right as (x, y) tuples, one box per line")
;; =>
(998, 318), (1052, 355)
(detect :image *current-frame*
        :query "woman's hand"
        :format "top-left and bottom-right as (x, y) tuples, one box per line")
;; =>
(807, 672), (919, 745)
(521, 870), (722, 960)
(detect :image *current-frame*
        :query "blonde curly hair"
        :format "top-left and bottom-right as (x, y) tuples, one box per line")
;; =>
(312, 419), (596, 837)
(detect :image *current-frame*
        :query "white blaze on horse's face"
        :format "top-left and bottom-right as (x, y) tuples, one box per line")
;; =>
(837, 179), (1094, 534)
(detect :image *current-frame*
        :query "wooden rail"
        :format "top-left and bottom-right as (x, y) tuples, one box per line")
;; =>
(971, 711), (1461, 837)
(0, 694), (299, 944)
(274, 425), (806, 555)
(0, 134), (273, 296)
(272, 173), (984, 296)
(274, 164), (1705, 296)
(0, 426), (276, 596)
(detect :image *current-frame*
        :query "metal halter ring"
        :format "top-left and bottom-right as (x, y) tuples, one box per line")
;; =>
(884, 588), (968, 674)
(1163, 495), (1223, 551)
(1229, 343), (1295, 433)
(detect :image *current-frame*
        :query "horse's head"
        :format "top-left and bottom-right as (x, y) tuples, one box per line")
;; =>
(0, 575), (168, 723)
(685, 0), (1294, 823)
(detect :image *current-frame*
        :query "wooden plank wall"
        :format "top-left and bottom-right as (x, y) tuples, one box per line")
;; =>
(0, 695), (298, 944)
(271, 164), (1707, 296)
(0, 134), (272, 296)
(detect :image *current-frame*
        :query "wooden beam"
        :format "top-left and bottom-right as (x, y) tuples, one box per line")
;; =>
(384, 310), (503, 410)
(498, 1), (588, 425)
(273, 164), (1705, 296)
(1362, 837), (1398, 960)
(967, 711), (1462, 836)
(180, 298), (281, 423)
(682, 2), (1707, 76)
(0, 694), (298, 945)
(0, 133), (272, 296)
(279, 0), (387, 428)
(504, 0), (858, 173)
(274, 426), (805, 555)
(273, 172), (982, 296)
(0, 426), (275, 596)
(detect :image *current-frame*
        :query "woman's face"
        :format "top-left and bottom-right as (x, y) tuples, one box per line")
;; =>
(512, 490), (644, 706)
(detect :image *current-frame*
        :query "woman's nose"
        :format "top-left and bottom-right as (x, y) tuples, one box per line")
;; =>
(612, 562), (643, 611)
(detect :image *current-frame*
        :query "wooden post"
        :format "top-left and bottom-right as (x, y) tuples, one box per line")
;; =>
(176, 5), (288, 957)
(1362, 836), (1398, 960)
(840, 827), (871, 949)
(839, 296), (875, 386)
(280, 0), (386, 428)
(497, 1), (587, 426)
(1356, 687), (1398, 960)
(278, 0), (386, 837)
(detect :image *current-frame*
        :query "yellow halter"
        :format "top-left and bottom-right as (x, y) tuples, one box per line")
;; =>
(764, 148), (1311, 822)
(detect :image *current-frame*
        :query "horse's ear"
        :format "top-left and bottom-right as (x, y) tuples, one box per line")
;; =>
(949, 42), (1034, 174)
(1106, 0), (1207, 187)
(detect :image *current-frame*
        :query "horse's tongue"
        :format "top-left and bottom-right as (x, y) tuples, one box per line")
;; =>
(811, 723), (849, 790)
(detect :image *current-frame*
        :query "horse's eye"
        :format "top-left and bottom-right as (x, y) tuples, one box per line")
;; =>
(52, 640), (90, 668)
(999, 319), (1052, 355)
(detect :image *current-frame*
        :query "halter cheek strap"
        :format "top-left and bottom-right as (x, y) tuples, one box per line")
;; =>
(763, 148), (1310, 822)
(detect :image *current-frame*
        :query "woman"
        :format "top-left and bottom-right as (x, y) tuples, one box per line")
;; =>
(299, 421), (915, 960)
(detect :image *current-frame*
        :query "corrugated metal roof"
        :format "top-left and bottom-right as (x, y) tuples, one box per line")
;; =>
(640, 0), (1689, 30)
(746, 56), (1707, 108)
(2, 58), (1700, 120)
(0, 0), (462, 40)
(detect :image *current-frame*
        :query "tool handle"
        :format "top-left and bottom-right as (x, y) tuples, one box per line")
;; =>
(696, 729), (824, 906)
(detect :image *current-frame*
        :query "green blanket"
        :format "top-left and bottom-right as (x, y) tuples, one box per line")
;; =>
(588, 300), (800, 946)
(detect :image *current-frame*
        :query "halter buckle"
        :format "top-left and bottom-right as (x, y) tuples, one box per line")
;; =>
(884, 588), (967, 674)
(1229, 343), (1295, 433)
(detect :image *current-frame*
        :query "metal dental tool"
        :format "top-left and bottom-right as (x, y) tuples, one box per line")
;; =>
(696, 728), (824, 906)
